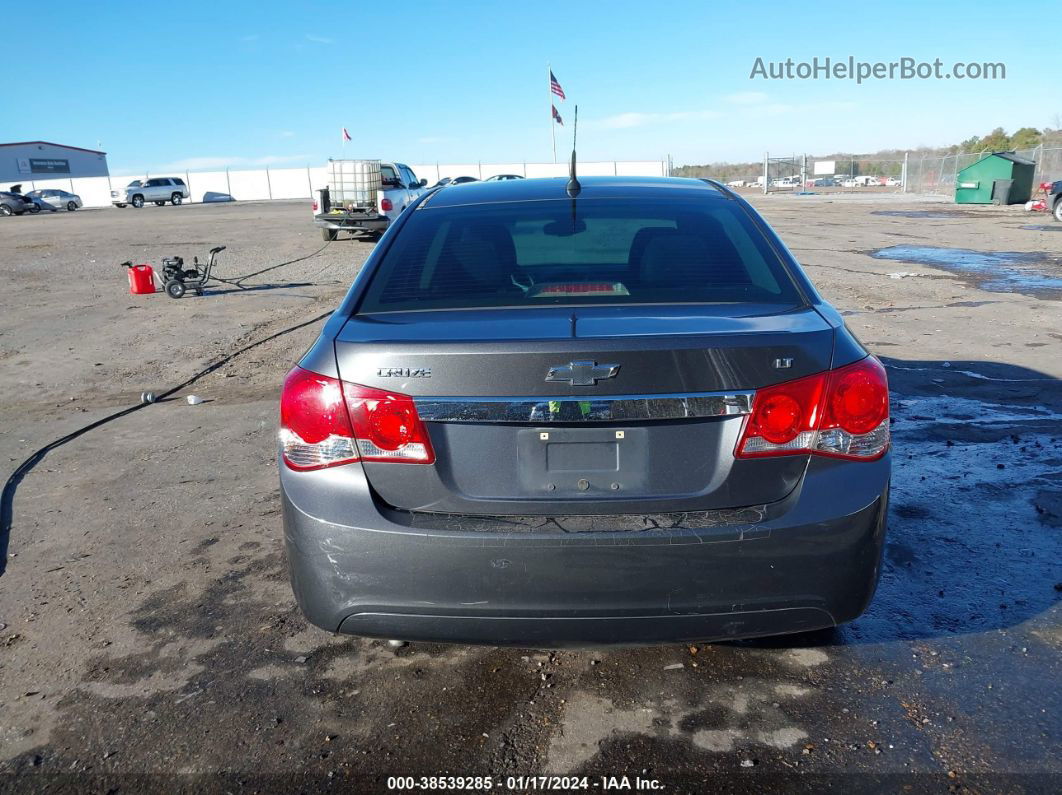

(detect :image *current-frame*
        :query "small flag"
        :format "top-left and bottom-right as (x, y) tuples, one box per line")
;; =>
(341, 127), (351, 142)
(550, 70), (566, 100)
(552, 105), (563, 126)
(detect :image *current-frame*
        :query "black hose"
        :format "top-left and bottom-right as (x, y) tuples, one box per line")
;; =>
(0, 309), (333, 577)
(209, 239), (334, 289)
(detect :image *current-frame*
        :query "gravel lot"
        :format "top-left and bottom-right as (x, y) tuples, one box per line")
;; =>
(0, 198), (1059, 792)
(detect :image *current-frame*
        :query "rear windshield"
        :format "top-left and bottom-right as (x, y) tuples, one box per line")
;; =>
(358, 197), (802, 313)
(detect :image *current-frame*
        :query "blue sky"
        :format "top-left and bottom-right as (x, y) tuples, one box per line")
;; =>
(2, 1), (1053, 172)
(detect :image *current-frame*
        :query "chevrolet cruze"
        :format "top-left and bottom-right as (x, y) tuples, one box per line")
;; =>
(279, 176), (890, 646)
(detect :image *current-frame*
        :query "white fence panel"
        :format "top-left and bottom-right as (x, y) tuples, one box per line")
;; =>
(480, 163), (528, 179)
(436, 163), (482, 181)
(575, 161), (620, 176)
(308, 167), (327, 191)
(227, 169), (270, 201)
(270, 167), (313, 199)
(619, 160), (668, 176)
(525, 162), (570, 178)
(70, 176), (113, 207)
(184, 171), (231, 202)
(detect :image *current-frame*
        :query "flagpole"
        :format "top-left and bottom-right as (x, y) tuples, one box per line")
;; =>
(548, 63), (556, 164)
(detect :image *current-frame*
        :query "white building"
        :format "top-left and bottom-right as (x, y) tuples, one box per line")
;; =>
(0, 141), (109, 185)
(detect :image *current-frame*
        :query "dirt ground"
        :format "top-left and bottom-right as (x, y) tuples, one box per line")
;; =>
(0, 197), (1059, 793)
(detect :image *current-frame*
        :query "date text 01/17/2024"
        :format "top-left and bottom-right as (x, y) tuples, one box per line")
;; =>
(385, 775), (665, 791)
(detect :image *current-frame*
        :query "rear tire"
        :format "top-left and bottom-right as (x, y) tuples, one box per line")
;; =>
(67, 202), (77, 211)
(131, 195), (144, 208)
(323, 228), (338, 241)
(0, 205), (12, 216)
(1054, 199), (1062, 223)
(171, 193), (182, 206)
(164, 280), (186, 299)
(28, 204), (40, 214)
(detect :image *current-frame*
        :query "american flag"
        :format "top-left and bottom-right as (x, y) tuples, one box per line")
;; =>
(341, 127), (351, 142)
(552, 105), (563, 126)
(550, 70), (566, 100)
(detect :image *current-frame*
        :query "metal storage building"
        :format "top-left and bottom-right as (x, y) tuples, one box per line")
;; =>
(0, 141), (109, 185)
(955, 152), (1036, 205)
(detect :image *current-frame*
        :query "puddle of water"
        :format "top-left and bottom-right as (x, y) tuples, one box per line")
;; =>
(1020, 224), (1062, 232)
(871, 210), (975, 219)
(870, 245), (1062, 297)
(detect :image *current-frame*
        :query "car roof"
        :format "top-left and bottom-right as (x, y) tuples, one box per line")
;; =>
(422, 175), (729, 208)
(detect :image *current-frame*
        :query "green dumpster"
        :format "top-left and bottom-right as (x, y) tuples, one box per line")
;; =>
(955, 152), (1036, 205)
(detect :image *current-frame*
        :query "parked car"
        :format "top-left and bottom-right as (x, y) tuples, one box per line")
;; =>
(432, 176), (478, 187)
(812, 178), (837, 187)
(726, 179), (747, 187)
(885, 177), (903, 187)
(278, 175), (891, 646)
(112, 177), (189, 208)
(25, 189), (83, 211)
(2, 188), (39, 214)
(0, 191), (31, 216)
(841, 178), (860, 188)
(1049, 179), (1062, 222)
(484, 174), (524, 181)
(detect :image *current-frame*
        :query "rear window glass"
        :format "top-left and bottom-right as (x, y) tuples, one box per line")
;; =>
(358, 197), (801, 313)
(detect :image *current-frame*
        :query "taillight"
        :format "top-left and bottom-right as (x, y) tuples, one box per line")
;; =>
(312, 199), (318, 212)
(736, 357), (889, 461)
(280, 367), (358, 470)
(380, 197), (394, 212)
(343, 383), (435, 463)
(279, 367), (434, 470)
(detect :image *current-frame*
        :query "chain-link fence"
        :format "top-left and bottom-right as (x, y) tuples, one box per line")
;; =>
(760, 147), (1062, 195)
(905, 147), (1062, 194)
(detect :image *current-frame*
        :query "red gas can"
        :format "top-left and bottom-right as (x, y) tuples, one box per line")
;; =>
(127, 264), (156, 295)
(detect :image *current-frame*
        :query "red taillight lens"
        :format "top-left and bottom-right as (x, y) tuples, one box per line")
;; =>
(343, 384), (435, 463)
(279, 367), (358, 470)
(312, 199), (318, 212)
(736, 357), (889, 461)
(380, 198), (394, 212)
(824, 360), (889, 435)
(279, 369), (435, 469)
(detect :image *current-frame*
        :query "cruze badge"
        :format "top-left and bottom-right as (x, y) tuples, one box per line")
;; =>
(377, 367), (431, 378)
(545, 361), (620, 386)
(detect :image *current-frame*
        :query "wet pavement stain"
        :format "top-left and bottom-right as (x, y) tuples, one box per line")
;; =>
(1019, 225), (1062, 232)
(870, 246), (1062, 298)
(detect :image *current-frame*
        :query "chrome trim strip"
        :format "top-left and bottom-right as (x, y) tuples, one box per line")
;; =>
(414, 391), (754, 423)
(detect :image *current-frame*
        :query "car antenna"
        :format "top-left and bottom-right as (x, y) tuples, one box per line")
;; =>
(566, 105), (581, 198)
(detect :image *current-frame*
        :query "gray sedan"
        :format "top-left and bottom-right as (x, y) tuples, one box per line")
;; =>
(278, 176), (891, 647)
(25, 189), (83, 211)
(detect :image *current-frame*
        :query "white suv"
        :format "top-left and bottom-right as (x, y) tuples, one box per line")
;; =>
(112, 177), (190, 208)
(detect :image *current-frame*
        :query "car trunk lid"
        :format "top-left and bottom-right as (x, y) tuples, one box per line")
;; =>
(333, 305), (833, 515)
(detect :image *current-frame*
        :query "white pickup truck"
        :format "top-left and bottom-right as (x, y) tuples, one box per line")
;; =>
(313, 160), (428, 241)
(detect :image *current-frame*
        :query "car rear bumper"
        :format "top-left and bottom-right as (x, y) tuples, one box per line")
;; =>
(314, 214), (388, 232)
(280, 454), (889, 647)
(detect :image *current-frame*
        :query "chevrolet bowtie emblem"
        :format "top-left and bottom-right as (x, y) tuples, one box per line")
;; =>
(545, 361), (620, 386)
